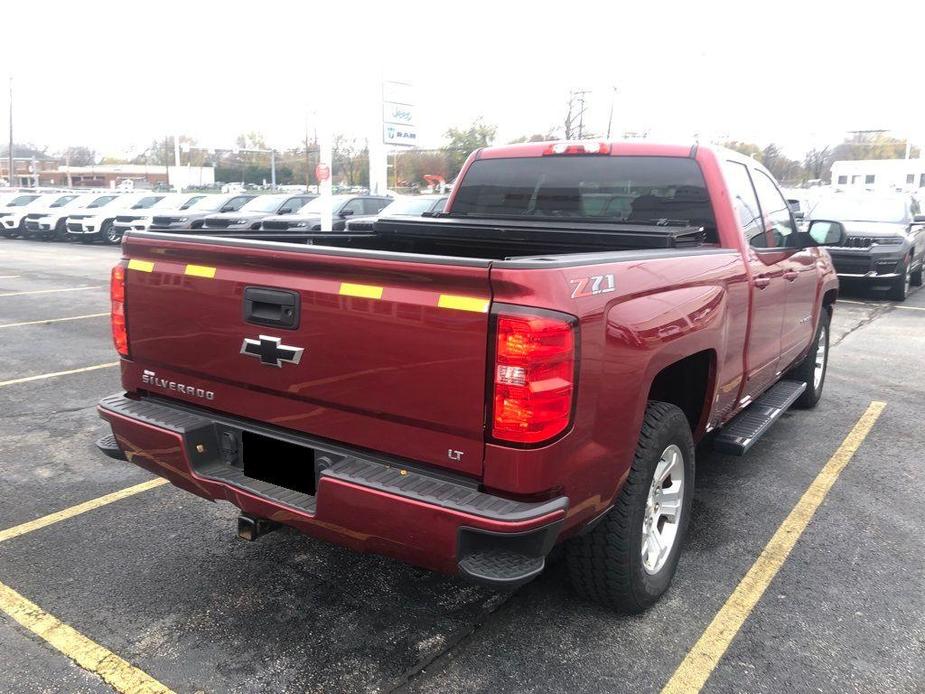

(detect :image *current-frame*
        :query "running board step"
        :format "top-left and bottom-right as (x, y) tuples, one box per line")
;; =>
(713, 380), (806, 456)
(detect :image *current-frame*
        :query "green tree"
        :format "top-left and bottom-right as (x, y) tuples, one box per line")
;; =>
(443, 119), (497, 178)
(830, 133), (919, 162)
(508, 132), (557, 144)
(333, 135), (369, 187)
(61, 146), (96, 166)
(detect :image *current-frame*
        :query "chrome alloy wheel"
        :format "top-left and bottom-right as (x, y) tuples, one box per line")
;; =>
(813, 324), (827, 390)
(641, 444), (685, 574)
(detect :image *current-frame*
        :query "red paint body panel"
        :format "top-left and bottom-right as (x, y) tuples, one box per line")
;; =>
(104, 142), (839, 576)
(122, 235), (490, 476)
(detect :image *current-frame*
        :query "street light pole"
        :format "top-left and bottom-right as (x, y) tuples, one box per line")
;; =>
(7, 75), (13, 188)
(270, 149), (276, 190)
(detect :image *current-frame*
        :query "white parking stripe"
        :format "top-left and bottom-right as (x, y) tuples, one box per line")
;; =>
(0, 275), (21, 279)
(838, 298), (925, 311)
(0, 362), (119, 388)
(0, 286), (102, 297)
(0, 313), (109, 329)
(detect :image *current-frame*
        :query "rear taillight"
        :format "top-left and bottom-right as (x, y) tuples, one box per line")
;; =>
(491, 310), (576, 444)
(110, 263), (128, 357)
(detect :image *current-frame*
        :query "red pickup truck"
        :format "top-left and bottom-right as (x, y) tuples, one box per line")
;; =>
(97, 141), (844, 611)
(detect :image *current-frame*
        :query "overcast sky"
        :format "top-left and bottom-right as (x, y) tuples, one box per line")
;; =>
(3, 0), (924, 160)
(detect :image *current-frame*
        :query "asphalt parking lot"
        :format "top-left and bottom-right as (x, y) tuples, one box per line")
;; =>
(0, 239), (922, 694)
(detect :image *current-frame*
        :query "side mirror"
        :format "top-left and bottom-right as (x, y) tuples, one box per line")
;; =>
(220, 206), (234, 213)
(805, 219), (847, 247)
(340, 209), (354, 217)
(278, 208), (292, 215)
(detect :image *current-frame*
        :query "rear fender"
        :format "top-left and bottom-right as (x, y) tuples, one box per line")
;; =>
(597, 284), (727, 462)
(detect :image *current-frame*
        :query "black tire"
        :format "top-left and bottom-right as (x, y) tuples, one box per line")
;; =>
(102, 220), (121, 245)
(887, 256), (910, 301)
(79, 235), (95, 244)
(566, 402), (694, 612)
(54, 219), (68, 242)
(911, 256), (923, 287)
(790, 306), (831, 409)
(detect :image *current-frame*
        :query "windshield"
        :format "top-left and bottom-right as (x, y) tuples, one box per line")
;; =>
(451, 155), (715, 229)
(296, 195), (351, 215)
(811, 197), (908, 223)
(86, 195), (119, 209)
(179, 195), (206, 210)
(382, 197), (443, 216)
(50, 195), (79, 208)
(131, 196), (165, 210)
(240, 196), (287, 213)
(8, 195), (41, 207)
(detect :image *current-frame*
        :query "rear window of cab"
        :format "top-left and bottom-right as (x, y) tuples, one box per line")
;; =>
(451, 155), (715, 232)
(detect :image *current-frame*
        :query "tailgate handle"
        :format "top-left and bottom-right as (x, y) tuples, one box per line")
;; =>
(243, 287), (300, 329)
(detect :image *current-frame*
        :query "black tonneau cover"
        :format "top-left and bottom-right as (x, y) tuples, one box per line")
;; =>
(373, 216), (706, 251)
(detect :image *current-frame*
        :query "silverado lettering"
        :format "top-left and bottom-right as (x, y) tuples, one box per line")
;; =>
(97, 141), (842, 612)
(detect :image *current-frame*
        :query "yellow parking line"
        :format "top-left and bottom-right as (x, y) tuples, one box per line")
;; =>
(0, 362), (119, 388)
(661, 400), (887, 694)
(0, 479), (168, 544)
(0, 286), (101, 297)
(0, 313), (109, 329)
(0, 580), (174, 693)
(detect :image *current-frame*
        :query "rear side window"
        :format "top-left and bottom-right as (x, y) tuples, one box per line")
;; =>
(363, 198), (390, 215)
(341, 198), (366, 216)
(451, 156), (716, 232)
(722, 161), (764, 247)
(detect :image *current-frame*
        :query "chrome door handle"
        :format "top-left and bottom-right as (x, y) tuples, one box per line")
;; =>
(783, 271), (798, 282)
(754, 276), (771, 289)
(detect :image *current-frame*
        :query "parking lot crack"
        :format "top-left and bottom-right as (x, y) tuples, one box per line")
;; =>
(831, 303), (894, 348)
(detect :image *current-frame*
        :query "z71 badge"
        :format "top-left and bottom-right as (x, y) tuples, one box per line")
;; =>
(569, 273), (616, 299)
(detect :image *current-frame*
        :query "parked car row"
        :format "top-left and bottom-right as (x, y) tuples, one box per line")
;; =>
(0, 188), (448, 244)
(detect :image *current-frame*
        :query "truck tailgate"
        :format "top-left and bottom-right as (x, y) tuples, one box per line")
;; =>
(120, 234), (492, 476)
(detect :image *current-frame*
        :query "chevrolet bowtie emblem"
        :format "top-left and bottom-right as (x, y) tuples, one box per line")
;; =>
(240, 335), (304, 368)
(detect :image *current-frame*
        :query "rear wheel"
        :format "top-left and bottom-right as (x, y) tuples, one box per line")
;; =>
(791, 306), (830, 409)
(566, 401), (694, 612)
(54, 219), (68, 242)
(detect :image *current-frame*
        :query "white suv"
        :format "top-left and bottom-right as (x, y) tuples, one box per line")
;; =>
(110, 193), (209, 239)
(67, 193), (168, 244)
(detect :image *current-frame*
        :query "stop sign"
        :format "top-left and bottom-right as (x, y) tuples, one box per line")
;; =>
(315, 163), (330, 182)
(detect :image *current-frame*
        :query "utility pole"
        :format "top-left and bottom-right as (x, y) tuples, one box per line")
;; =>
(7, 75), (13, 187)
(65, 148), (72, 188)
(606, 86), (618, 140)
(270, 149), (276, 190)
(565, 89), (590, 140)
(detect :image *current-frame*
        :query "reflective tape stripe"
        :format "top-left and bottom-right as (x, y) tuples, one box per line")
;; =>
(437, 295), (490, 313)
(184, 264), (216, 278)
(339, 282), (383, 299)
(127, 259), (154, 273)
